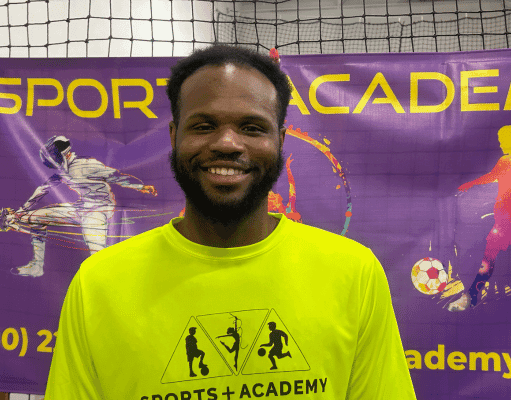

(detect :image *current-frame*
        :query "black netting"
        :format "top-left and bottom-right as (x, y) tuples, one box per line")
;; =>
(216, 1), (511, 54)
(0, 1), (510, 55)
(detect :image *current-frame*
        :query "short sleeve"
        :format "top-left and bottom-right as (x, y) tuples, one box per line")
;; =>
(346, 251), (416, 400)
(44, 271), (104, 400)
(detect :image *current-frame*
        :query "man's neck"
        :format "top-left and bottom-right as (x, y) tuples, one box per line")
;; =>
(174, 201), (278, 248)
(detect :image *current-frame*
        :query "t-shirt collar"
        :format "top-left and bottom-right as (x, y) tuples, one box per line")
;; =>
(163, 213), (289, 261)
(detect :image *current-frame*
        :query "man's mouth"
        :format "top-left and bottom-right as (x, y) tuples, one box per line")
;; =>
(207, 167), (247, 176)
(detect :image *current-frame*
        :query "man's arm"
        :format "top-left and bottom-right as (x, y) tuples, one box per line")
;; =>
(282, 331), (289, 346)
(18, 174), (62, 213)
(45, 271), (103, 399)
(345, 252), (416, 400)
(459, 156), (509, 191)
(88, 160), (157, 196)
(260, 335), (273, 347)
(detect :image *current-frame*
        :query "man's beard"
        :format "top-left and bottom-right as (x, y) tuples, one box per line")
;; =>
(170, 150), (284, 225)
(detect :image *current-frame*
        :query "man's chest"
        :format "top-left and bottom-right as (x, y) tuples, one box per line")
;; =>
(87, 269), (359, 400)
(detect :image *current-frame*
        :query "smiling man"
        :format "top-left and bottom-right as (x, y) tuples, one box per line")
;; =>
(45, 45), (416, 400)
(168, 58), (286, 246)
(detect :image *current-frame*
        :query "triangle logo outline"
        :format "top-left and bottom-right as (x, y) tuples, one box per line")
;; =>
(161, 316), (233, 384)
(241, 308), (311, 375)
(196, 308), (271, 376)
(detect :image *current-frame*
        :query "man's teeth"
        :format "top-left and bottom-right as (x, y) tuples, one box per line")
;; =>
(208, 167), (245, 176)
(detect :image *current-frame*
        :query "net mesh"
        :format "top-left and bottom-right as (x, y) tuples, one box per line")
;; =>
(0, 0), (510, 58)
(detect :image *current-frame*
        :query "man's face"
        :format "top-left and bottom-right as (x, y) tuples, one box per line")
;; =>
(170, 64), (285, 224)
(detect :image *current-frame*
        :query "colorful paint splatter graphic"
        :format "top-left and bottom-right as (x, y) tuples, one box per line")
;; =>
(285, 125), (352, 235)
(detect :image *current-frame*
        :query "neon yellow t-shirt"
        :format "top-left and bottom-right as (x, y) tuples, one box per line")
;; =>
(45, 213), (416, 400)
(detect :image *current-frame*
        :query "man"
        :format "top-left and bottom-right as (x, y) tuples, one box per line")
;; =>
(449, 125), (511, 311)
(185, 327), (207, 377)
(260, 321), (291, 370)
(45, 45), (416, 399)
(3, 135), (157, 277)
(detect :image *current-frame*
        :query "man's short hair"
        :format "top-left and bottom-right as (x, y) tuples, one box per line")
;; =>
(166, 44), (292, 129)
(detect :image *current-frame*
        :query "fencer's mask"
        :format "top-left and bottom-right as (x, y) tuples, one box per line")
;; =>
(39, 136), (72, 172)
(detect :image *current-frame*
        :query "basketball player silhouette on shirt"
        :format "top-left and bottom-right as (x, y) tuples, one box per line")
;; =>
(260, 321), (292, 369)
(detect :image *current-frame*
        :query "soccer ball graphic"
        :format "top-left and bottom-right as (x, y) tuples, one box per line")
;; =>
(411, 257), (448, 295)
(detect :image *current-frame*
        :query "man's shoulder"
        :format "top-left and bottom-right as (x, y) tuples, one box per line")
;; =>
(286, 220), (370, 254)
(70, 157), (104, 168)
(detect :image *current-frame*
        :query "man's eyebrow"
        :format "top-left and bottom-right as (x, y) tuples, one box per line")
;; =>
(184, 113), (273, 125)
(184, 113), (215, 123)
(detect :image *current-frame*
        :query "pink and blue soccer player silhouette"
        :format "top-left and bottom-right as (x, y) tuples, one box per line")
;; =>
(449, 126), (511, 311)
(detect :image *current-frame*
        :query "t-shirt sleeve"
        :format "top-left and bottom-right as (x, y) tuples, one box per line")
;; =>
(44, 270), (104, 400)
(345, 250), (417, 400)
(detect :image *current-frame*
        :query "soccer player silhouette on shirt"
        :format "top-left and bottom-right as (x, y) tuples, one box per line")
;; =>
(185, 327), (207, 377)
(260, 321), (292, 370)
(449, 125), (511, 311)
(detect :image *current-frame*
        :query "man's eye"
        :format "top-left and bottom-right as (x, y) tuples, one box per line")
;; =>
(193, 124), (214, 131)
(243, 125), (266, 134)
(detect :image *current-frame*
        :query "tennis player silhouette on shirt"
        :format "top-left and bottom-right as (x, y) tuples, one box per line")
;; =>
(216, 315), (245, 371)
(449, 125), (511, 311)
(260, 321), (292, 370)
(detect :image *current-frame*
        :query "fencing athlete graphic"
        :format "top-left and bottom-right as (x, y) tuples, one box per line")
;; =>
(449, 126), (511, 311)
(259, 321), (292, 370)
(1, 135), (157, 278)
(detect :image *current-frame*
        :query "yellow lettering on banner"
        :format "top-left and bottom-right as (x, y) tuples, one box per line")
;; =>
(424, 344), (445, 370)
(309, 74), (350, 114)
(111, 78), (157, 119)
(287, 76), (310, 115)
(447, 351), (467, 371)
(156, 78), (168, 86)
(67, 79), (108, 118)
(1, 328), (19, 350)
(502, 353), (511, 379)
(405, 350), (422, 369)
(504, 84), (511, 111)
(460, 69), (499, 112)
(26, 78), (64, 116)
(353, 72), (405, 114)
(469, 352), (501, 372)
(0, 78), (22, 114)
(410, 72), (455, 113)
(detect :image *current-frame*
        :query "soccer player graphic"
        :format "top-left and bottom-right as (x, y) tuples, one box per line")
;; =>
(216, 315), (245, 371)
(185, 327), (207, 377)
(449, 125), (511, 311)
(2, 135), (157, 278)
(259, 321), (292, 370)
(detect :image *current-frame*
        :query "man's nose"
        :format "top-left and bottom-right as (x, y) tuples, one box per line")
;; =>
(209, 127), (245, 153)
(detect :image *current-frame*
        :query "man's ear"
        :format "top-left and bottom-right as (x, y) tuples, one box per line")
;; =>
(169, 121), (177, 149)
(279, 127), (286, 152)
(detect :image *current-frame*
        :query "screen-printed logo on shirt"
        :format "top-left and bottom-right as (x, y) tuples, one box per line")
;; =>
(161, 309), (310, 384)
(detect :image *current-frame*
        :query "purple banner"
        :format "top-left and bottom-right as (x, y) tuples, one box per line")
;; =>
(1, 50), (511, 399)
